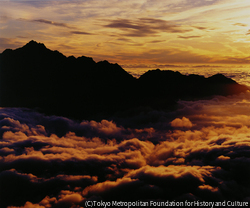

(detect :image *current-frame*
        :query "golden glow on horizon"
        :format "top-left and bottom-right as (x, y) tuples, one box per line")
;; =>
(1, 0), (250, 65)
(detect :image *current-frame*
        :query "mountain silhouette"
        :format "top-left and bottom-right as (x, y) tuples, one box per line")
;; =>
(0, 40), (248, 119)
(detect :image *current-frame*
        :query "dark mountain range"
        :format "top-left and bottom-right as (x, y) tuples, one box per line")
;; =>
(0, 40), (248, 119)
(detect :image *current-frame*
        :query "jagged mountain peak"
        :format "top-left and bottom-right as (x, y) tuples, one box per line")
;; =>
(22, 40), (47, 50)
(0, 40), (48, 56)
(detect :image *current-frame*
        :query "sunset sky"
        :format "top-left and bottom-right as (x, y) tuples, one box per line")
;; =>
(2, 2), (250, 207)
(1, 0), (250, 66)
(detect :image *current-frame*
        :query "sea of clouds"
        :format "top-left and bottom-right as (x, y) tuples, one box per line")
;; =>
(1, 91), (250, 207)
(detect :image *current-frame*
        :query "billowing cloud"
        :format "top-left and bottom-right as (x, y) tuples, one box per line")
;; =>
(170, 117), (193, 128)
(1, 91), (250, 207)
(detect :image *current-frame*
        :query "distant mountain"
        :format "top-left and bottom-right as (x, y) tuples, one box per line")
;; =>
(0, 40), (248, 119)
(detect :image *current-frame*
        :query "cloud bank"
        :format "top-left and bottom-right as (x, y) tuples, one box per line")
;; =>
(1, 92), (250, 207)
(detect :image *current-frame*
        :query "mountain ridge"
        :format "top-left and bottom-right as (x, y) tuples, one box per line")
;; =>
(0, 40), (248, 119)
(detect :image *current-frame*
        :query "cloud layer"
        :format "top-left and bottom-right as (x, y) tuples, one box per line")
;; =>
(1, 92), (250, 207)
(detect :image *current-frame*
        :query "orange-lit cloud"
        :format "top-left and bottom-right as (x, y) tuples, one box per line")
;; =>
(1, 91), (250, 206)
(170, 117), (193, 128)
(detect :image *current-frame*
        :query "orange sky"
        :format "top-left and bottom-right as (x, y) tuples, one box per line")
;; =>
(1, 0), (250, 66)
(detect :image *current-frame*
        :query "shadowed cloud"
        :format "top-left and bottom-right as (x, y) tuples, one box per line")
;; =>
(178, 35), (201, 39)
(16, 17), (93, 37)
(104, 18), (192, 37)
(32, 19), (74, 28)
(19, 18), (82, 31)
(193, 26), (209, 30)
(233, 23), (248, 27)
(71, 31), (93, 35)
